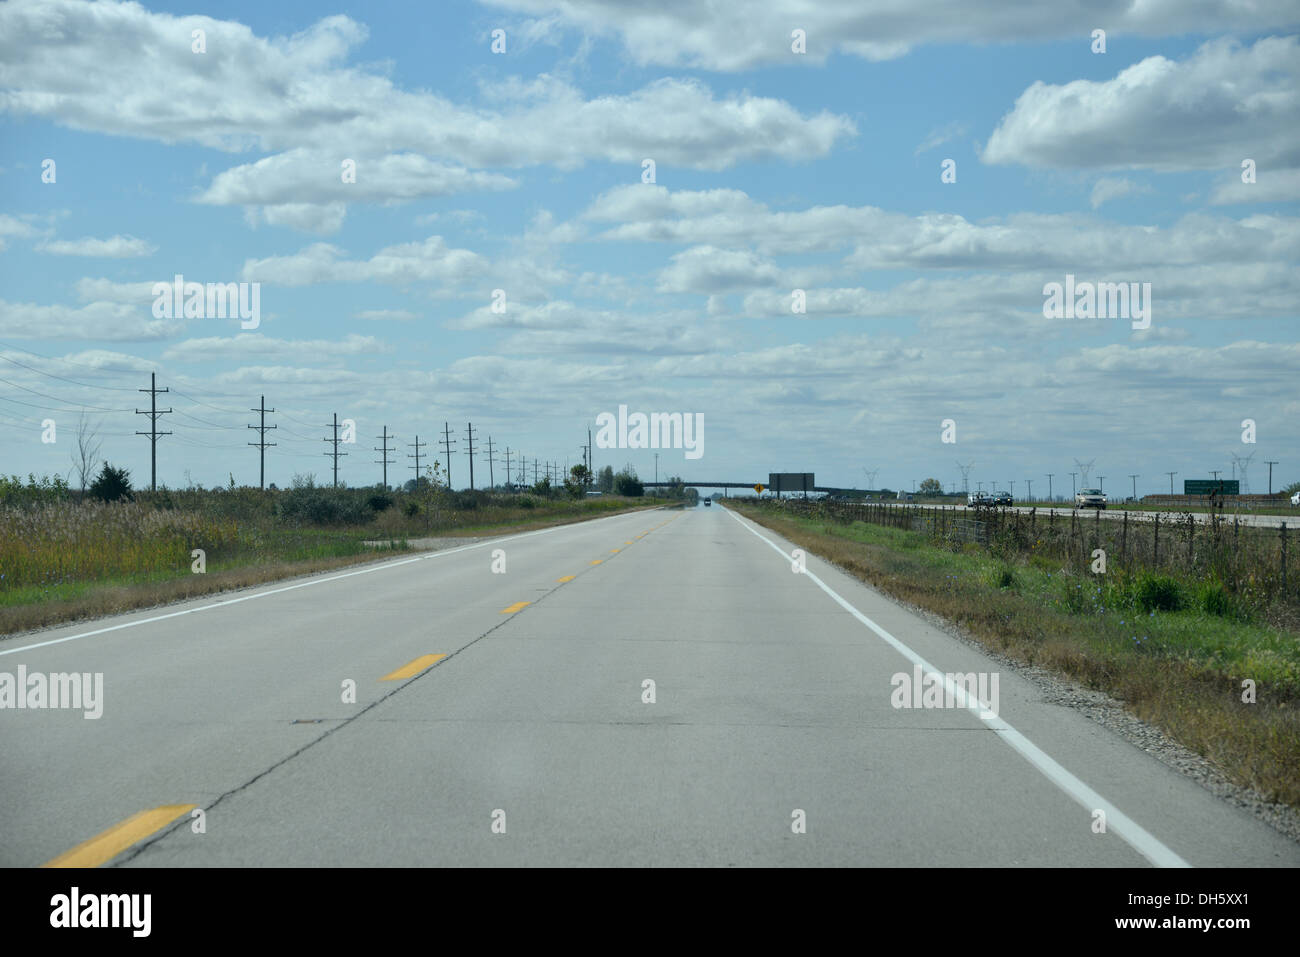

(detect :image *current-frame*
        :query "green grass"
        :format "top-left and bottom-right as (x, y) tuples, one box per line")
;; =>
(736, 503), (1300, 807)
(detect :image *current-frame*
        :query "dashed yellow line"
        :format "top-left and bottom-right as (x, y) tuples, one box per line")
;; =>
(557, 575), (575, 583)
(500, 601), (532, 614)
(590, 559), (602, 565)
(610, 548), (620, 554)
(625, 540), (634, 544)
(43, 804), (197, 868)
(381, 653), (447, 680)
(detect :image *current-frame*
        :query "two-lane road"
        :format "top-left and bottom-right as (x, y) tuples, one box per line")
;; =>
(2, 505), (1295, 866)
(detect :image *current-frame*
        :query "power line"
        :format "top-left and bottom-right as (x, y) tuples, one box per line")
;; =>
(374, 425), (395, 490)
(439, 421), (457, 490)
(323, 413), (347, 488)
(465, 422), (477, 491)
(484, 436), (496, 489)
(248, 395), (277, 489)
(135, 372), (172, 491)
(408, 435), (427, 484)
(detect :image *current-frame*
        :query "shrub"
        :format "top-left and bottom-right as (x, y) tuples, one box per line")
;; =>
(89, 463), (133, 503)
(991, 565), (1017, 589)
(1198, 581), (1235, 618)
(1134, 573), (1182, 612)
(366, 492), (394, 513)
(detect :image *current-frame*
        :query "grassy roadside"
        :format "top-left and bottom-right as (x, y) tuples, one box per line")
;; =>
(0, 501), (664, 638)
(731, 501), (1300, 809)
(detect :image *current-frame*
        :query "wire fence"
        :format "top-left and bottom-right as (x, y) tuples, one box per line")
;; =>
(769, 499), (1294, 607)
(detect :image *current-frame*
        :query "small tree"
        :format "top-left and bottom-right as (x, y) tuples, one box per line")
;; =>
(89, 462), (133, 502)
(71, 413), (103, 495)
(597, 465), (614, 493)
(918, 478), (943, 497)
(613, 468), (643, 497)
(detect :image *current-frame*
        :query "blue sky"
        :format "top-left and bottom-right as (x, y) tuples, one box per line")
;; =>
(1, 0), (1297, 496)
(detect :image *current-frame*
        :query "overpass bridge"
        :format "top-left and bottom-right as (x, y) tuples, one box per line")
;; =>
(641, 481), (858, 496)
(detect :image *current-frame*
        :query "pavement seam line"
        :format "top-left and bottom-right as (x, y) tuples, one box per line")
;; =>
(722, 505), (1191, 869)
(107, 533), (611, 867)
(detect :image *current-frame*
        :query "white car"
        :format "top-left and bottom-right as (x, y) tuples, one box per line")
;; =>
(1292, 490), (1300, 506)
(1075, 488), (1107, 509)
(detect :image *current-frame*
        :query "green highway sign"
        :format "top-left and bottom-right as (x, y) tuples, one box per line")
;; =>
(1184, 479), (1239, 495)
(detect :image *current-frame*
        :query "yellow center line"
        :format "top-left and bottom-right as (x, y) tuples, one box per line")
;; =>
(43, 804), (197, 868)
(590, 559), (602, 565)
(610, 548), (620, 553)
(380, 653), (447, 681)
(624, 540), (634, 544)
(500, 601), (532, 614)
(556, 575), (575, 582)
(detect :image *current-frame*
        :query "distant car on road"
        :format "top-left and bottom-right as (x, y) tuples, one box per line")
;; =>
(967, 491), (993, 508)
(703, 499), (711, 507)
(1075, 488), (1107, 509)
(1291, 490), (1300, 506)
(992, 491), (1013, 506)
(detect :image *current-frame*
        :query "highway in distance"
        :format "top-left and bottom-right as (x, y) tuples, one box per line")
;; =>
(2, 504), (1296, 867)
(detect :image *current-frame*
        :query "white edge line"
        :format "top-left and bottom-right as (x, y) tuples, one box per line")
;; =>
(722, 505), (1190, 869)
(0, 508), (662, 658)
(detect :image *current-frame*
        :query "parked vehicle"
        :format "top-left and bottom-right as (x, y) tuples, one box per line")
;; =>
(1075, 488), (1107, 509)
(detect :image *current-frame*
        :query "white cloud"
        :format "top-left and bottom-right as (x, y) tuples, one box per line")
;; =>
(476, 1), (1300, 71)
(0, 298), (181, 340)
(1089, 177), (1149, 209)
(162, 333), (387, 361)
(354, 309), (418, 321)
(984, 37), (1300, 173)
(38, 235), (156, 258)
(657, 246), (782, 294)
(241, 236), (487, 287)
(0, 2), (853, 174)
(1210, 168), (1300, 205)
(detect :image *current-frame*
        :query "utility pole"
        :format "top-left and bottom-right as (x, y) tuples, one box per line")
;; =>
(485, 436), (496, 489)
(1210, 470), (1221, 481)
(464, 422), (477, 490)
(247, 394), (276, 489)
(977, 481), (984, 492)
(439, 422), (456, 490)
(504, 447), (512, 490)
(532, 458), (539, 484)
(1070, 473), (1077, 497)
(408, 435), (426, 484)
(587, 427), (593, 476)
(324, 413), (347, 488)
(374, 426), (396, 490)
(1099, 476), (1106, 493)
(1009, 480), (1015, 497)
(1265, 461), (1279, 495)
(1025, 479), (1032, 501)
(1129, 474), (1139, 501)
(654, 452), (659, 487)
(1046, 474), (1053, 502)
(135, 372), (172, 491)
(1166, 471), (1176, 495)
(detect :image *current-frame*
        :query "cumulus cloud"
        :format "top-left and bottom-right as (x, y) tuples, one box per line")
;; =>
(162, 333), (387, 361)
(477, 0), (1300, 70)
(984, 37), (1300, 173)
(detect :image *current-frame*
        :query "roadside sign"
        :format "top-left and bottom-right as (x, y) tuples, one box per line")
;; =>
(754, 484), (764, 493)
(1184, 479), (1239, 495)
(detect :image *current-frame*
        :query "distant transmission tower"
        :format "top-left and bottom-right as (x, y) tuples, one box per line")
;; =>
(1230, 451), (1255, 494)
(956, 462), (974, 494)
(862, 467), (880, 489)
(1074, 458), (1095, 487)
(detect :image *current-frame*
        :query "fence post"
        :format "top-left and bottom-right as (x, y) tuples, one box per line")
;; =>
(1187, 512), (1194, 566)
(1154, 513), (1159, 566)
(1282, 522), (1288, 592)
